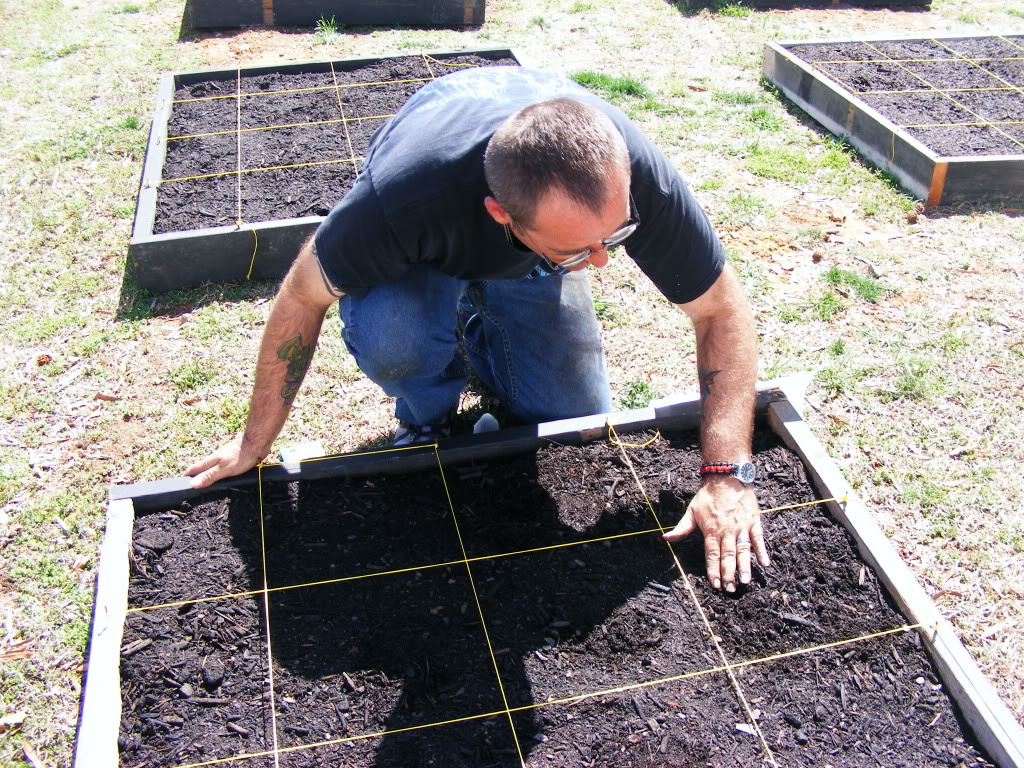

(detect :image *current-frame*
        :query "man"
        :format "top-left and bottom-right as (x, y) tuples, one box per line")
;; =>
(187, 66), (770, 592)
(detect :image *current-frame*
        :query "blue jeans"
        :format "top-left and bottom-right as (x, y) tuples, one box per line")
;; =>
(339, 267), (612, 426)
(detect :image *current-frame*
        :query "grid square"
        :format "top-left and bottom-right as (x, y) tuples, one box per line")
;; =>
(168, 91), (237, 137)
(859, 90), (976, 126)
(346, 116), (390, 158)
(734, 631), (991, 766)
(786, 42), (877, 63)
(473, 534), (717, 709)
(164, 133), (238, 178)
(119, 598), (271, 765)
(241, 122), (351, 170)
(337, 80), (428, 120)
(333, 57), (434, 85)
(906, 124), (1024, 156)
(938, 36), (1024, 59)
(943, 89), (1023, 122)
(670, 500), (906, 665)
(509, 674), (765, 767)
(268, 568), (504, 744)
(449, 445), (661, 560)
(155, 173), (237, 234)
(128, 489), (262, 607)
(240, 162), (356, 223)
(978, 58), (1024, 87)
(275, 714), (520, 767)
(261, 470), (464, 590)
(903, 59), (1005, 90)
(817, 61), (922, 92)
(239, 69), (335, 95)
(239, 88), (343, 130)
(869, 39), (951, 61)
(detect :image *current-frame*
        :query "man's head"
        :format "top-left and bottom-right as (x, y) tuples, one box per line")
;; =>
(483, 98), (633, 271)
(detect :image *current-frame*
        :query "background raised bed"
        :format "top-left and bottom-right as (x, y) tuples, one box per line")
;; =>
(763, 34), (1024, 205)
(189, 0), (486, 29)
(130, 49), (521, 292)
(76, 389), (1024, 768)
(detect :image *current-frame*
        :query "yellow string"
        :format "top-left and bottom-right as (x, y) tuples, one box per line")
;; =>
(422, 53), (480, 69)
(606, 421), (660, 448)
(160, 157), (360, 185)
(255, 466), (282, 767)
(431, 445), (527, 766)
(610, 432), (781, 767)
(173, 77), (434, 104)
(164, 622), (923, 768)
(167, 113), (395, 142)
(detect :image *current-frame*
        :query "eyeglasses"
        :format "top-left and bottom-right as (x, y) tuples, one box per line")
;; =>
(512, 194), (640, 271)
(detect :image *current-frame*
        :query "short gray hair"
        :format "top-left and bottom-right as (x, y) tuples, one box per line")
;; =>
(484, 98), (630, 226)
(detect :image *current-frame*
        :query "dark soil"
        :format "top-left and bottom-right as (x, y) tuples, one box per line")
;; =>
(118, 429), (994, 768)
(154, 54), (517, 234)
(788, 37), (1024, 157)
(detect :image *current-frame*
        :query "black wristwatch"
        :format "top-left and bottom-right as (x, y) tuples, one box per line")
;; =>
(699, 461), (756, 485)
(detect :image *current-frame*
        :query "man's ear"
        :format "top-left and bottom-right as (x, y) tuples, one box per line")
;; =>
(483, 196), (512, 226)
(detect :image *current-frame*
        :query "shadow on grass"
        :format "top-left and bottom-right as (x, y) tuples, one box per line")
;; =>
(666, 0), (929, 14)
(115, 249), (281, 322)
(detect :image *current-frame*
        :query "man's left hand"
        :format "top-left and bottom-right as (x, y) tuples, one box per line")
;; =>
(662, 476), (769, 591)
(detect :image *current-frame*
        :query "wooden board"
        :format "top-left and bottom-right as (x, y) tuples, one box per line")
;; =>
(78, 377), (1024, 766)
(189, 0), (486, 28)
(762, 35), (1024, 205)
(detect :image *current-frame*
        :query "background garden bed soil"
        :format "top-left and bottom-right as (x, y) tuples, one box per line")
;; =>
(154, 54), (518, 235)
(787, 37), (1024, 156)
(118, 430), (993, 767)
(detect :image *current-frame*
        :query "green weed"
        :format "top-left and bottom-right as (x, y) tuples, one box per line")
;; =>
(314, 14), (341, 43)
(824, 266), (886, 303)
(619, 380), (656, 410)
(570, 71), (651, 100)
(696, 177), (723, 192)
(1009, 8), (1024, 17)
(883, 357), (942, 402)
(169, 360), (215, 393)
(812, 290), (844, 322)
(827, 339), (846, 356)
(114, 4), (142, 12)
(746, 106), (784, 132)
(530, 15), (546, 27)
(712, 91), (761, 106)
(568, 1), (593, 10)
(745, 144), (813, 182)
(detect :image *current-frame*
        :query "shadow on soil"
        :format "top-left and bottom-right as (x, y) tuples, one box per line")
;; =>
(225, 457), (693, 766)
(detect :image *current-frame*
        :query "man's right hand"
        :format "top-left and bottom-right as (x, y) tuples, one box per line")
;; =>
(186, 434), (265, 489)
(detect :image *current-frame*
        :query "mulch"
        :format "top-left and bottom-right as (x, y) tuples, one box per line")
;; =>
(117, 429), (994, 767)
(154, 54), (518, 234)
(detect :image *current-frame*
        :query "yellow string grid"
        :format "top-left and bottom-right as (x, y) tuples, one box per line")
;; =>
(132, 425), (891, 768)
(809, 38), (1024, 152)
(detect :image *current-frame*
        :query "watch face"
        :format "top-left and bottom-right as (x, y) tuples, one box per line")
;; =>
(736, 462), (756, 484)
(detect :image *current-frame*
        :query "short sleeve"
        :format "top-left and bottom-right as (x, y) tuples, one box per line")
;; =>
(313, 171), (410, 298)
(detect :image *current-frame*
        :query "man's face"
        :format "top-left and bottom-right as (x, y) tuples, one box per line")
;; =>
(514, 171), (633, 272)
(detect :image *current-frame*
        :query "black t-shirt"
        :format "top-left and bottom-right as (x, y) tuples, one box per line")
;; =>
(315, 67), (723, 304)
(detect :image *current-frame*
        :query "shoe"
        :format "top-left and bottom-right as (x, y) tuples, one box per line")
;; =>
(473, 412), (499, 434)
(393, 421), (451, 447)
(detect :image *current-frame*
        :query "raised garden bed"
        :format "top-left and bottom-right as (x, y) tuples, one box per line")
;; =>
(130, 50), (521, 292)
(189, 0), (486, 29)
(75, 383), (1024, 767)
(763, 34), (1024, 205)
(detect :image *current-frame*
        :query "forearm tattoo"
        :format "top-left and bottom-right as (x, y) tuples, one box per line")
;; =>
(699, 367), (721, 403)
(277, 334), (315, 402)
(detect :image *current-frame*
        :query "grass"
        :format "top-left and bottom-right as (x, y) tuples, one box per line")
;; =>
(619, 380), (656, 409)
(2, 0), (1024, 763)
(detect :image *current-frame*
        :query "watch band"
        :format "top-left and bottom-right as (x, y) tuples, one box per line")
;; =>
(700, 461), (756, 484)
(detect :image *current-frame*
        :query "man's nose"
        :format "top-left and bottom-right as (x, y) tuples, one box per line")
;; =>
(587, 246), (610, 268)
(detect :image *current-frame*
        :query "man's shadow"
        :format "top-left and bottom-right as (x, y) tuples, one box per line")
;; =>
(230, 443), (708, 766)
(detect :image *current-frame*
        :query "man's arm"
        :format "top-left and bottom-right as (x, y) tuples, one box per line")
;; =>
(186, 239), (342, 489)
(662, 261), (770, 590)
